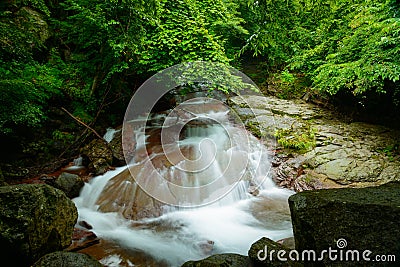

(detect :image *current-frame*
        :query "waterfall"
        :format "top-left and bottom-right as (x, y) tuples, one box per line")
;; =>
(73, 156), (83, 166)
(103, 127), (121, 143)
(73, 99), (293, 266)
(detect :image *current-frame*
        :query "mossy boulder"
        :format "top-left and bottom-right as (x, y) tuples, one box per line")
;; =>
(0, 184), (78, 266)
(33, 251), (102, 267)
(53, 172), (84, 198)
(289, 182), (400, 266)
(248, 237), (301, 267)
(81, 139), (113, 175)
(182, 253), (251, 267)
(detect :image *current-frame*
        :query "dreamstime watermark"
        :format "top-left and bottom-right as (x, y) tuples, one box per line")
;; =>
(257, 238), (396, 263)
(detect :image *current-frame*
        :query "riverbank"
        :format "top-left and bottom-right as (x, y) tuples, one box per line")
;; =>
(228, 95), (400, 191)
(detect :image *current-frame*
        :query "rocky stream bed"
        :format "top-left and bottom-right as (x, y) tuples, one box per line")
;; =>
(0, 95), (399, 266)
(228, 95), (400, 190)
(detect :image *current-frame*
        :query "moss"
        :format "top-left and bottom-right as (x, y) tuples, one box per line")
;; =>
(245, 121), (264, 138)
(274, 124), (317, 152)
(0, 184), (78, 266)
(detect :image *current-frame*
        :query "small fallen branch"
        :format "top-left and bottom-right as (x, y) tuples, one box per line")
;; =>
(61, 107), (103, 140)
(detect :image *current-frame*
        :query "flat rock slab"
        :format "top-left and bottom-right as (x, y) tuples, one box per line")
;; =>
(228, 95), (400, 188)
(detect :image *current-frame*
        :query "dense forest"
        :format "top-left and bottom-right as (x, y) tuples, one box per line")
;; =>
(1, 0), (399, 180)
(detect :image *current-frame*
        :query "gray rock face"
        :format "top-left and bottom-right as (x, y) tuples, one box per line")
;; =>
(33, 251), (102, 267)
(54, 172), (84, 198)
(288, 182), (400, 266)
(182, 253), (251, 267)
(0, 184), (78, 266)
(228, 95), (400, 189)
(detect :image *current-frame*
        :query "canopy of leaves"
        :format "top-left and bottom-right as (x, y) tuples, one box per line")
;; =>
(1, 0), (399, 139)
(290, 0), (400, 100)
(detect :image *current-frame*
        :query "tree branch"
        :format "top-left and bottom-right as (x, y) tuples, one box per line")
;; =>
(61, 107), (104, 140)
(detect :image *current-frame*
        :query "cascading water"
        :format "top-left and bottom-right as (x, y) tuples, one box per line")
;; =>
(104, 128), (121, 143)
(73, 98), (293, 266)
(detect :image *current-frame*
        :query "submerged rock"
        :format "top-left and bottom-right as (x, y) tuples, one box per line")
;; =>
(0, 184), (78, 266)
(182, 253), (251, 267)
(289, 182), (400, 266)
(53, 172), (84, 198)
(33, 251), (102, 267)
(67, 228), (99, 252)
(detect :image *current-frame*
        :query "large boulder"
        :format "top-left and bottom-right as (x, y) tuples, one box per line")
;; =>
(182, 253), (251, 267)
(53, 172), (84, 198)
(81, 139), (113, 175)
(289, 182), (400, 266)
(33, 251), (102, 267)
(0, 184), (78, 266)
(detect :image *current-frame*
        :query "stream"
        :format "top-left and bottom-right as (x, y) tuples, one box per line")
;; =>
(73, 97), (293, 266)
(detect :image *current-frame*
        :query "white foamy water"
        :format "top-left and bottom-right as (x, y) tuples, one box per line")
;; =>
(104, 127), (121, 143)
(74, 105), (294, 266)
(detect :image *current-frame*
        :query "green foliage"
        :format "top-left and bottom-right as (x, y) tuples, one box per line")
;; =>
(0, 48), (93, 134)
(245, 121), (263, 138)
(289, 0), (400, 102)
(0, 79), (44, 133)
(160, 62), (258, 96)
(275, 125), (317, 152)
(279, 70), (295, 85)
(0, 5), (49, 61)
(377, 143), (400, 161)
(136, 0), (246, 72)
(238, 0), (303, 66)
(52, 130), (75, 144)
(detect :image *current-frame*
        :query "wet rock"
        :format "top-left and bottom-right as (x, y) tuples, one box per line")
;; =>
(248, 237), (300, 267)
(228, 95), (321, 120)
(78, 220), (93, 230)
(97, 168), (164, 220)
(248, 185), (260, 196)
(196, 240), (215, 256)
(289, 182), (400, 266)
(0, 184), (78, 266)
(229, 95), (400, 189)
(33, 251), (102, 267)
(68, 228), (99, 252)
(182, 253), (251, 267)
(53, 172), (84, 198)
(109, 129), (125, 166)
(276, 237), (296, 250)
(81, 139), (113, 175)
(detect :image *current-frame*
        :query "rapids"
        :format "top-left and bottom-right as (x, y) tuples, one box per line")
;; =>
(73, 98), (293, 266)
